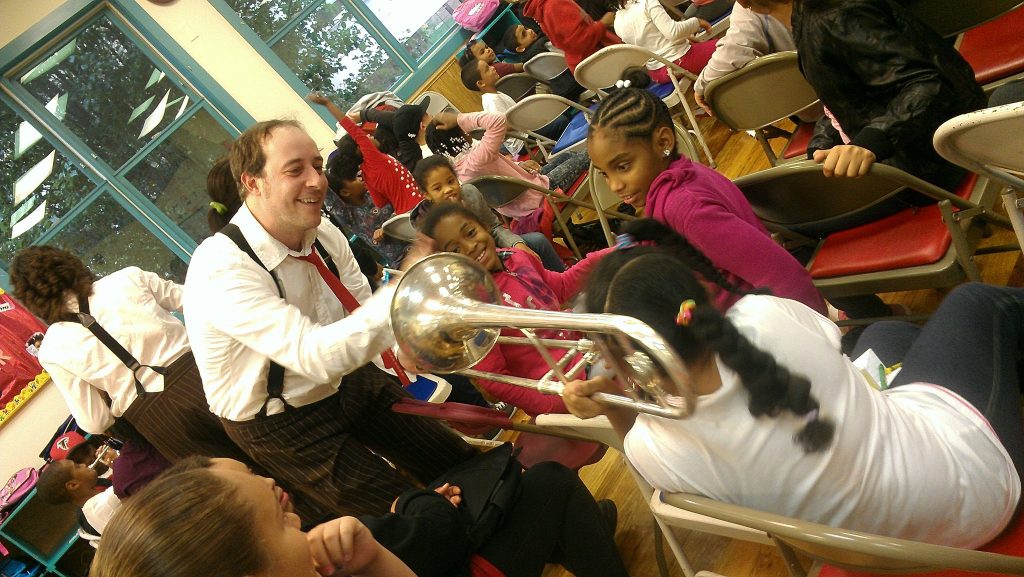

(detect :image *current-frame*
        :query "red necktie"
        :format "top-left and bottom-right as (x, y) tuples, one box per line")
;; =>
(295, 250), (410, 385)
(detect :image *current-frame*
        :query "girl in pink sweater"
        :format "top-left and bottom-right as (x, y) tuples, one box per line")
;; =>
(587, 86), (827, 315)
(417, 202), (610, 415)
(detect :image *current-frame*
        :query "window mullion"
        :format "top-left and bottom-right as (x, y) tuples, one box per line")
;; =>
(341, 0), (415, 70)
(266, 0), (328, 45)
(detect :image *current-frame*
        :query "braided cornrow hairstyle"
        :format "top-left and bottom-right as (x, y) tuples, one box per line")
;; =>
(587, 251), (835, 453)
(589, 80), (674, 148)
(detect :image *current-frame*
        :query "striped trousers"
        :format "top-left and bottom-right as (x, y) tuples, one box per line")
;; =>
(221, 363), (476, 520)
(121, 352), (252, 465)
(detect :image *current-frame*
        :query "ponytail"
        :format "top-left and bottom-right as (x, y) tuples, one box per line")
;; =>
(588, 245), (835, 453)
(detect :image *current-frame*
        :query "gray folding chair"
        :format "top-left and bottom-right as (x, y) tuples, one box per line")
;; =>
(504, 94), (592, 160)
(495, 72), (540, 102)
(412, 90), (459, 116)
(934, 102), (1024, 254)
(524, 51), (568, 84)
(660, 491), (1024, 577)
(574, 44), (716, 167)
(381, 212), (416, 242)
(703, 51), (820, 166)
(733, 161), (1016, 302)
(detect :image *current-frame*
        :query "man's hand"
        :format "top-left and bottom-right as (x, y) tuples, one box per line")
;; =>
(812, 144), (876, 178)
(307, 517), (380, 576)
(694, 92), (714, 117)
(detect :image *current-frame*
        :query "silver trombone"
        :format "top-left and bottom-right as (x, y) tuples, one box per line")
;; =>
(390, 253), (695, 418)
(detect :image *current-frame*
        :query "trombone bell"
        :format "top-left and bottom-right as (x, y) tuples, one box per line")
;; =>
(391, 253), (694, 418)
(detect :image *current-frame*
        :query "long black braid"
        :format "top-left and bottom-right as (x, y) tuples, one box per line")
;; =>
(587, 248), (835, 453)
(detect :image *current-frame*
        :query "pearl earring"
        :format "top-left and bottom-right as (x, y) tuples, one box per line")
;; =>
(663, 149), (671, 156)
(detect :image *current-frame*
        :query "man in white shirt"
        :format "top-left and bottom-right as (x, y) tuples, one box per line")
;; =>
(184, 119), (473, 519)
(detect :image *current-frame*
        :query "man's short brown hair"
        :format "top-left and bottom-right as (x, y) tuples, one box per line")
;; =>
(229, 119), (304, 199)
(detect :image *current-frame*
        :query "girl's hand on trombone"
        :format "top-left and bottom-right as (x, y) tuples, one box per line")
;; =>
(562, 376), (618, 419)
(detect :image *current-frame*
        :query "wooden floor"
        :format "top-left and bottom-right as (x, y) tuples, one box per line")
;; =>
(538, 110), (1024, 577)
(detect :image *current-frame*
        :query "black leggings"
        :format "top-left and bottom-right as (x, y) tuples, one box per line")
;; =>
(852, 283), (1024, 478)
(479, 462), (630, 577)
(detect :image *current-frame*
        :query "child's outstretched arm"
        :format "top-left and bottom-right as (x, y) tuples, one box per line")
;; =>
(308, 92), (350, 125)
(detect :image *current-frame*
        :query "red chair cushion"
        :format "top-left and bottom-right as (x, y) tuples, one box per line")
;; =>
(782, 122), (816, 160)
(809, 174), (976, 278)
(959, 6), (1024, 85)
(514, 431), (606, 470)
(816, 509), (1024, 577)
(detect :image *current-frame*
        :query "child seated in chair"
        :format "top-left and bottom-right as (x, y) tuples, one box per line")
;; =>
(412, 154), (566, 271)
(740, 0), (985, 191)
(426, 110), (590, 199)
(460, 59), (575, 143)
(504, 0), (622, 74)
(500, 23), (588, 103)
(460, 38), (525, 78)
(417, 202), (615, 414)
(565, 233), (1023, 549)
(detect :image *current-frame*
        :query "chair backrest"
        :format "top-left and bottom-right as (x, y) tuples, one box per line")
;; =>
(661, 491), (1024, 575)
(574, 44), (658, 93)
(381, 212), (416, 241)
(413, 90), (459, 116)
(495, 72), (539, 102)
(703, 51), (820, 132)
(934, 102), (1024, 191)
(524, 51), (569, 82)
(733, 160), (916, 234)
(902, 0), (1024, 37)
(505, 94), (590, 133)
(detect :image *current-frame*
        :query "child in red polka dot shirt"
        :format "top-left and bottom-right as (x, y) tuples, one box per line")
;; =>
(309, 93), (423, 214)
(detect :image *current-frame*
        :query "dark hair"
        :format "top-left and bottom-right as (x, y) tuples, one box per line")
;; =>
(91, 468), (263, 577)
(426, 122), (471, 159)
(619, 66), (652, 90)
(206, 157), (241, 234)
(417, 202), (482, 240)
(586, 222), (835, 453)
(461, 59), (485, 92)
(413, 154), (457, 191)
(459, 39), (485, 66)
(36, 461), (74, 505)
(576, 0), (618, 19)
(230, 119), (303, 198)
(501, 25), (521, 52)
(10, 246), (95, 324)
(590, 78), (672, 146)
(326, 135), (363, 193)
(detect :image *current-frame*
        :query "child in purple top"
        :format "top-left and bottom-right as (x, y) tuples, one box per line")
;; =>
(417, 202), (612, 416)
(587, 85), (827, 315)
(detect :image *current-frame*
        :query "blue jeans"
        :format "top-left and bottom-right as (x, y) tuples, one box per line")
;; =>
(851, 283), (1024, 477)
(521, 231), (567, 272)
(540, 150), (590, 193)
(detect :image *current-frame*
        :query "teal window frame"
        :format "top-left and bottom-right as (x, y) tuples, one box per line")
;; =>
(0, 0), (256, 289)
(210, 0), (473, 126)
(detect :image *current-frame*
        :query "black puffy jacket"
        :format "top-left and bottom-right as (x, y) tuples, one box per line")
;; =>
(795, 0), (985, 190)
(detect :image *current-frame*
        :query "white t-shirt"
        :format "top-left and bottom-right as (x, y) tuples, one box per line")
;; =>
(481, 92), (524, 157)
(614, 0), (701, 69)
(626, 295), (1020, 548)
(79, 487), (121, 548)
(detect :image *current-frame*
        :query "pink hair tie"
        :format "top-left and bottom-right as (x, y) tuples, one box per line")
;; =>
(676, 299), (696, 326)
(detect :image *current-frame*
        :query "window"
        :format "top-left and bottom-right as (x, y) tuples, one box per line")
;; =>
(1, 7), (245, 284)
(219, 0), (468, 109)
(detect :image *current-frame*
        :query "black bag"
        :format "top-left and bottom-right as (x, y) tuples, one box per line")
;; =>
(428, 443), (522, 550)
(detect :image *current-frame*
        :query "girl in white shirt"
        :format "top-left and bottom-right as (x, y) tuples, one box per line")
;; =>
(599, 0), (718, 82)
(563, 219), (1023, 549)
